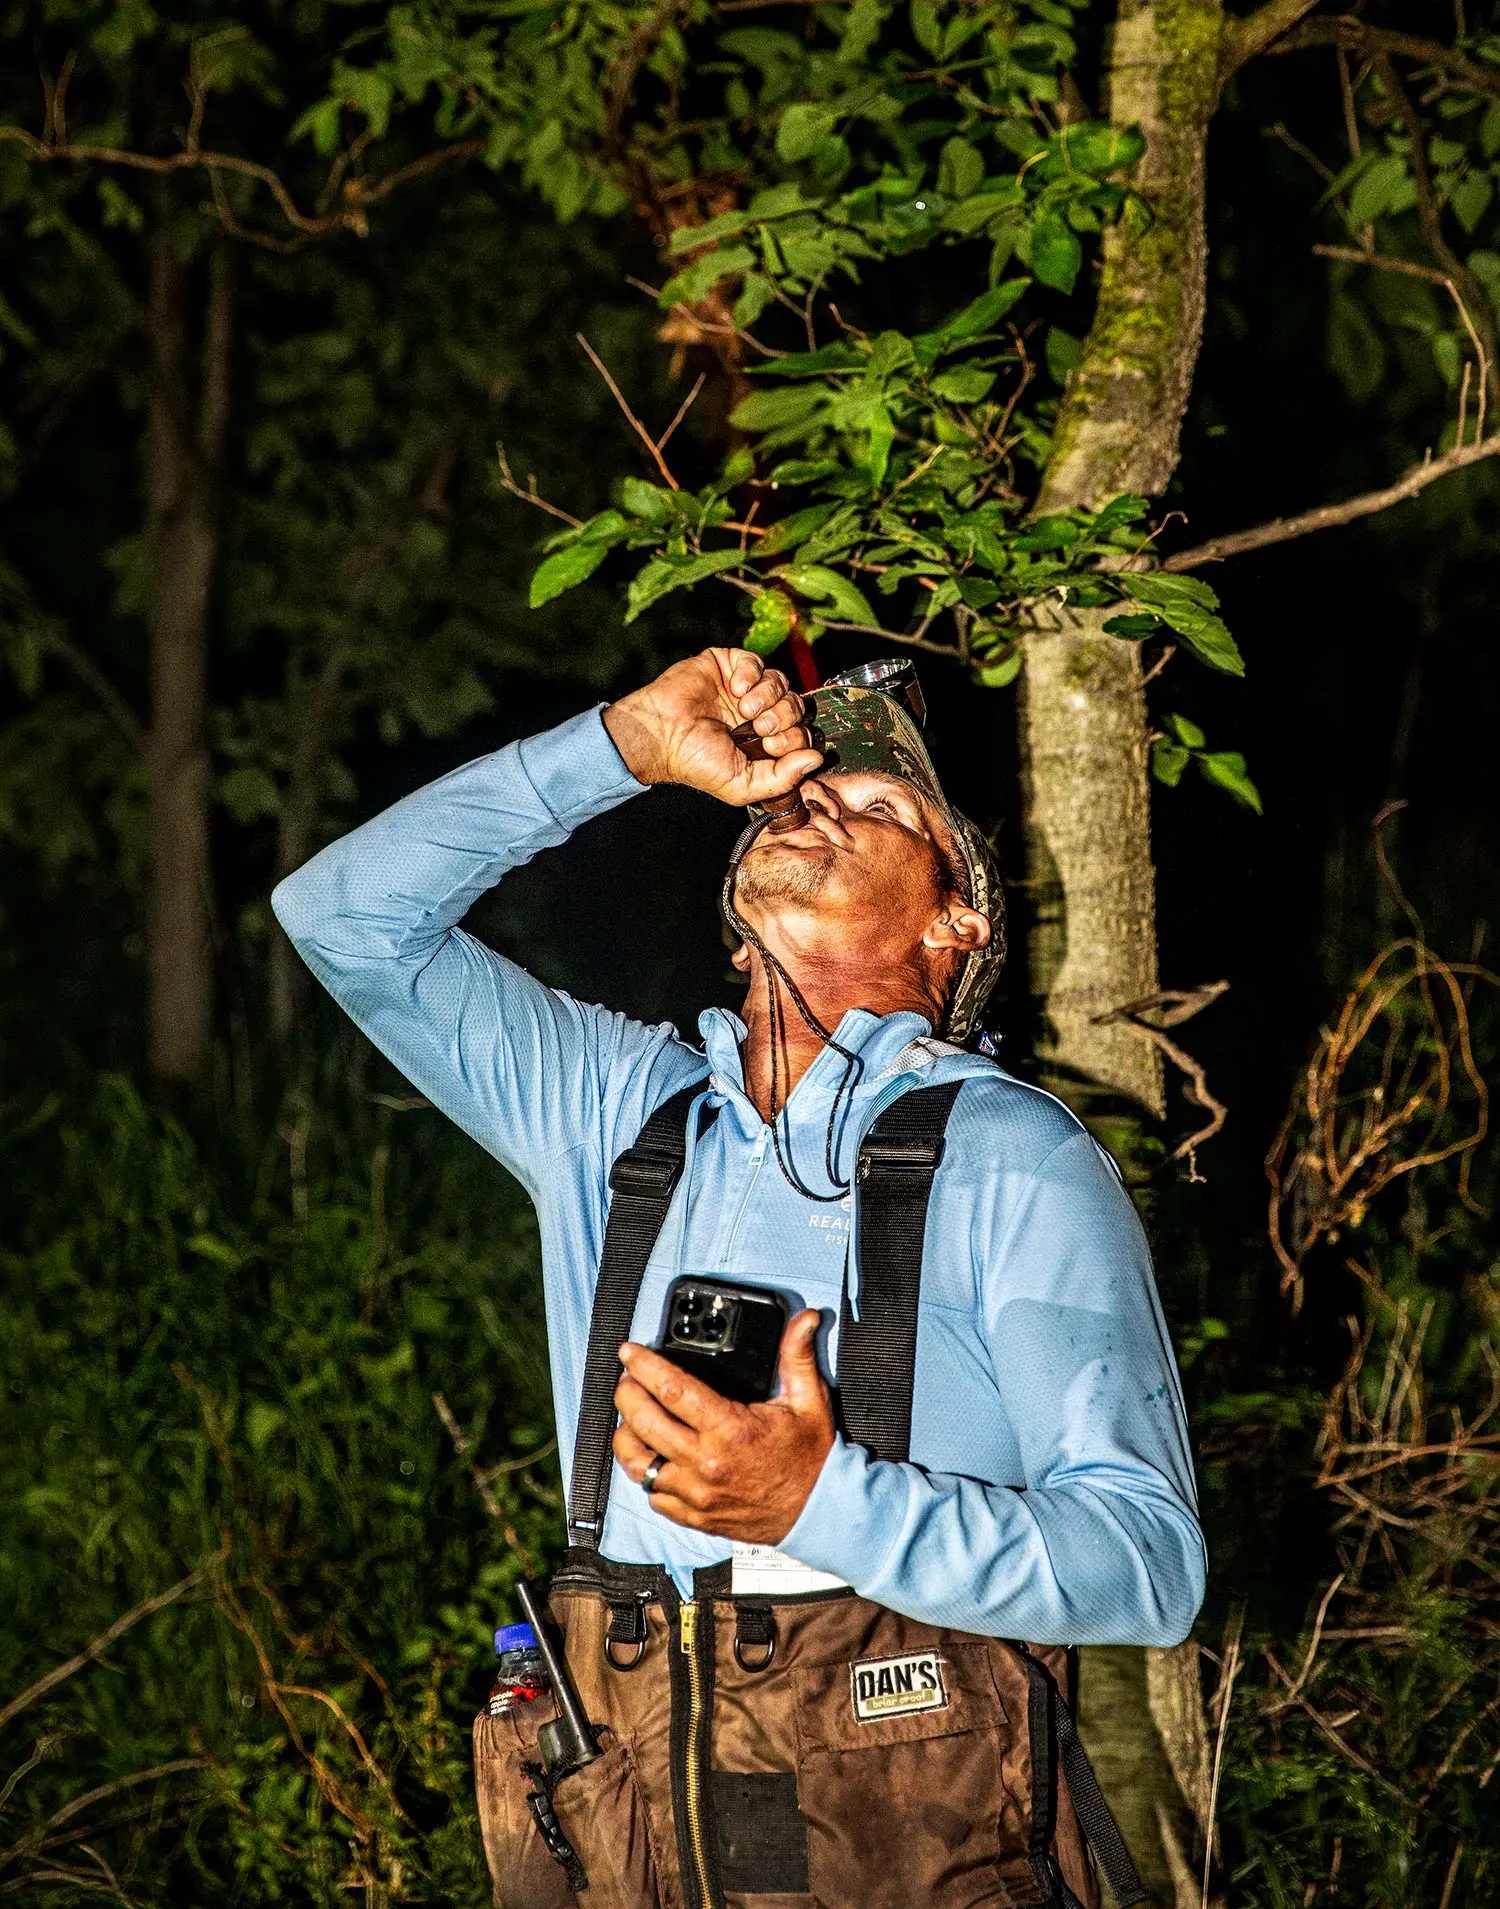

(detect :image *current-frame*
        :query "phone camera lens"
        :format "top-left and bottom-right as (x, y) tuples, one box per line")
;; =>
(675, 1319), (697, 1340)
(681, 1293), (705, 1317)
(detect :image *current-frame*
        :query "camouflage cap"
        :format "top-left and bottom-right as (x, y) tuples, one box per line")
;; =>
(749, 681), (1005, 1042)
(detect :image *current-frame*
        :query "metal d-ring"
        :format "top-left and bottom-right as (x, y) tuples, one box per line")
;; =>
(605, 1634), (648, 1672)
(733, 1631), (777, 1673)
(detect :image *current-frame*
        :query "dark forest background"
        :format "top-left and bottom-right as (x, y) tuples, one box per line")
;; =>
(2, 2), (1498, 1904)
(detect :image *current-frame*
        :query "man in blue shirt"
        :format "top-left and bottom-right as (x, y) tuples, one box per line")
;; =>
(274, 645), (1203, 1909)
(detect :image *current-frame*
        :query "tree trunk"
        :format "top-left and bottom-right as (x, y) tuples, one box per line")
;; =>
(1023, 2), (1226, 1900)
(143, 201), (232, 1082)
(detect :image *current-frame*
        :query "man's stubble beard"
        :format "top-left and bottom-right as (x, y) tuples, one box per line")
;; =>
(734, 841), (838, 912)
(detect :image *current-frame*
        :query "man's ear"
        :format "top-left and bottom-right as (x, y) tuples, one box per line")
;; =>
(922, 906), (991, 954)
(731, 941), (751, 973)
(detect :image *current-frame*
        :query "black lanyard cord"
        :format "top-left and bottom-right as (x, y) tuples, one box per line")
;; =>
(721, 818), (863, 1202)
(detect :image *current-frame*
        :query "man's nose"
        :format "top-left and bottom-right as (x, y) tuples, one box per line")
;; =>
(800, 778), (843, 823)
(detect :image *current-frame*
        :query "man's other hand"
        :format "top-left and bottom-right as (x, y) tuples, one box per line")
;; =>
(603, 648), (822, 807)
(611, 1310), (835, 1544)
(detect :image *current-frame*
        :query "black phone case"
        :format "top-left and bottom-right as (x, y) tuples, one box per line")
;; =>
(655, 1277), (788, 1405)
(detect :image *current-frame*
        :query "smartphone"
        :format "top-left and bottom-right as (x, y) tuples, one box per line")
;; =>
(655, 1277), (787, 1405)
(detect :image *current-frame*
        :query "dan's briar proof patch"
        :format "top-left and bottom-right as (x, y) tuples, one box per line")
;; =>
(849, 1651), (948, 1722)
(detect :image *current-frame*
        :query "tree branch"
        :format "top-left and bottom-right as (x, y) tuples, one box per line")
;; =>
(1222, 0), (1323, 77)
(0, 125), (484, 245)
(1276, 17), (1500, 102)
(1165, 434), (1500, 570)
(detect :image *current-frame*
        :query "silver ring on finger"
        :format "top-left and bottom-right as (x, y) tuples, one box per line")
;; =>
(641, 1452), (665, 1495)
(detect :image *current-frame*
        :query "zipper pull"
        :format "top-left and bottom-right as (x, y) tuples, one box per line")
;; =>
(680, 1601), (697, 1656)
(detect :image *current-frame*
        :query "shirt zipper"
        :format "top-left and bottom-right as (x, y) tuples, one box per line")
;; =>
(718, 1133), (766, 1264)
(679, 1601), (718, 1909)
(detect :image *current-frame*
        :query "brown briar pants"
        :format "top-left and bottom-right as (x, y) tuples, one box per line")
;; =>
(474, 1563), (1100, 1909)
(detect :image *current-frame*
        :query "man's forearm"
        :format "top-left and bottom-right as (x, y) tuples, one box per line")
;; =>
(781, 1438), (1207, 1648)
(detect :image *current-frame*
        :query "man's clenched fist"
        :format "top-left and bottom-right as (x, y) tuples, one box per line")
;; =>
(603, 647), (822, 806)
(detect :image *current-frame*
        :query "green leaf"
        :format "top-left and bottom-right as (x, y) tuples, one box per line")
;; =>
(621, 479), (675, 521)
(777, 103), (839, 165)
(975, 648), (1022, 689)
(931, 366), (997, 402)
(245, 1401), (286, 1452)
(1030, 214), (1082, 294)
(1165, 710), (1205, 749)
(1451, 170), (1494, 235)
(659, 245), (757, 306)
(729, 385), (827, 432)
(866, 403), (895, 485)
(1198, 750), (1263, 814)
(289, 95), (343, 155)
(733, 275), (777, 328)
(747, 343), (864, 379)
(922, 281), (1030, 353)
(624, 548), (745, 623)
(746, 589), (795, 654)
(1045, 325), (1083, 384)
(1348, 153), (1409, 225)
(1151, 739), (1190, 787)
(780, 562), (876, 626)
(938, 138), (985, 200)
(529, 539), (613, 607)
(909, 0), (942, 56)
(1120, 573), (1244, 676)
(768, 458), (842, 486)
(219, 765), (280, 824)
(754, 502), (839, 554)
(1103, 612), (1164, 640)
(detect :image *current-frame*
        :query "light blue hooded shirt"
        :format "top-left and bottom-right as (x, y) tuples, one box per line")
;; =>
(272, 706), (1205, 1646)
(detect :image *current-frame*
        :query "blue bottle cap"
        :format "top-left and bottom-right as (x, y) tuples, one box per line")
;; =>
(494, 1621), (539, 1655)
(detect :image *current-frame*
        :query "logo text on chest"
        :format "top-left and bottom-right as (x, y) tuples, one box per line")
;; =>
(849, 1651), (948, 1722)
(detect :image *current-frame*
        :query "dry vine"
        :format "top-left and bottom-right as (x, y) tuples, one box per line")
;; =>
(1266, 939), (1494, 1313)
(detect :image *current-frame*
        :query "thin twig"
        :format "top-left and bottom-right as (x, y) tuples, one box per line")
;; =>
(432, 1393), (539, 1573)
(656, 372), (706, 456)
(495, 446), (584, 528)
(1201, 1609), (1244, 1909)
(0, 1559), (220, 1733)
(577, 334), (681, 490)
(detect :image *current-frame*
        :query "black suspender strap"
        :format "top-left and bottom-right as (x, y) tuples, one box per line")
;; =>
(1022, 1651), (1150, 1909)
(837, 1080), (963, 1463)
(567, 1081), (710, 1548)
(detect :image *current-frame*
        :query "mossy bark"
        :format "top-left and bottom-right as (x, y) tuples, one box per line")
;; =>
(1023, 3), (1225, 1901)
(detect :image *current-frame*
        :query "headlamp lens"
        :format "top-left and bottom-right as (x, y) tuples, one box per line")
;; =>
(821, 657), (927, 728)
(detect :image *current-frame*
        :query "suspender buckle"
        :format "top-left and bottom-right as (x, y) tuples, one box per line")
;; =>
(609, 1149), (685, 1196)
(856, 1135), (946, 1182)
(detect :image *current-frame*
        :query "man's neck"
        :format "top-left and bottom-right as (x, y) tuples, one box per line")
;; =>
(737, 948), (938, 1120)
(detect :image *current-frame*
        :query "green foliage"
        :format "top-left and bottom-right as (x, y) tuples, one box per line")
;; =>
(311, 0), (1241, 704)
(0, 1074), (559, 1903)
(1150, 710), (1262, 814)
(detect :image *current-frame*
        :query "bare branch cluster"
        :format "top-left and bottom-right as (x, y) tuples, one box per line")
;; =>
(1266, 936), (1494, 1314)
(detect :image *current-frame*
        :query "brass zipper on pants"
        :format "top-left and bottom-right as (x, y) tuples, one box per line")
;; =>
(679, 1601), (717, 1909)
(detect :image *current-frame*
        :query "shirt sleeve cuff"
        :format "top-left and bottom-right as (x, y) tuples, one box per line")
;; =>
(778, 1434), (883, 1584)
(514, 705), (647, 830)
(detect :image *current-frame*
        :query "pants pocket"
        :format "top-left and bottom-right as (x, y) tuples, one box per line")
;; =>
(791, 1643), (1038, 1909)
(549, 1736), (662, 1909)
(472, 1712), (577, 1909)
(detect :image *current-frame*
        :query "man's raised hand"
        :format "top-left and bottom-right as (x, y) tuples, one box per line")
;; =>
(603, 648), (822, 806)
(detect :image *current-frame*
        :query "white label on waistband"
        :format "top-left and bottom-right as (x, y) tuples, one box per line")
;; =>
(731, 1542), (847, 1598)
(850, 1651), (949, 1722)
